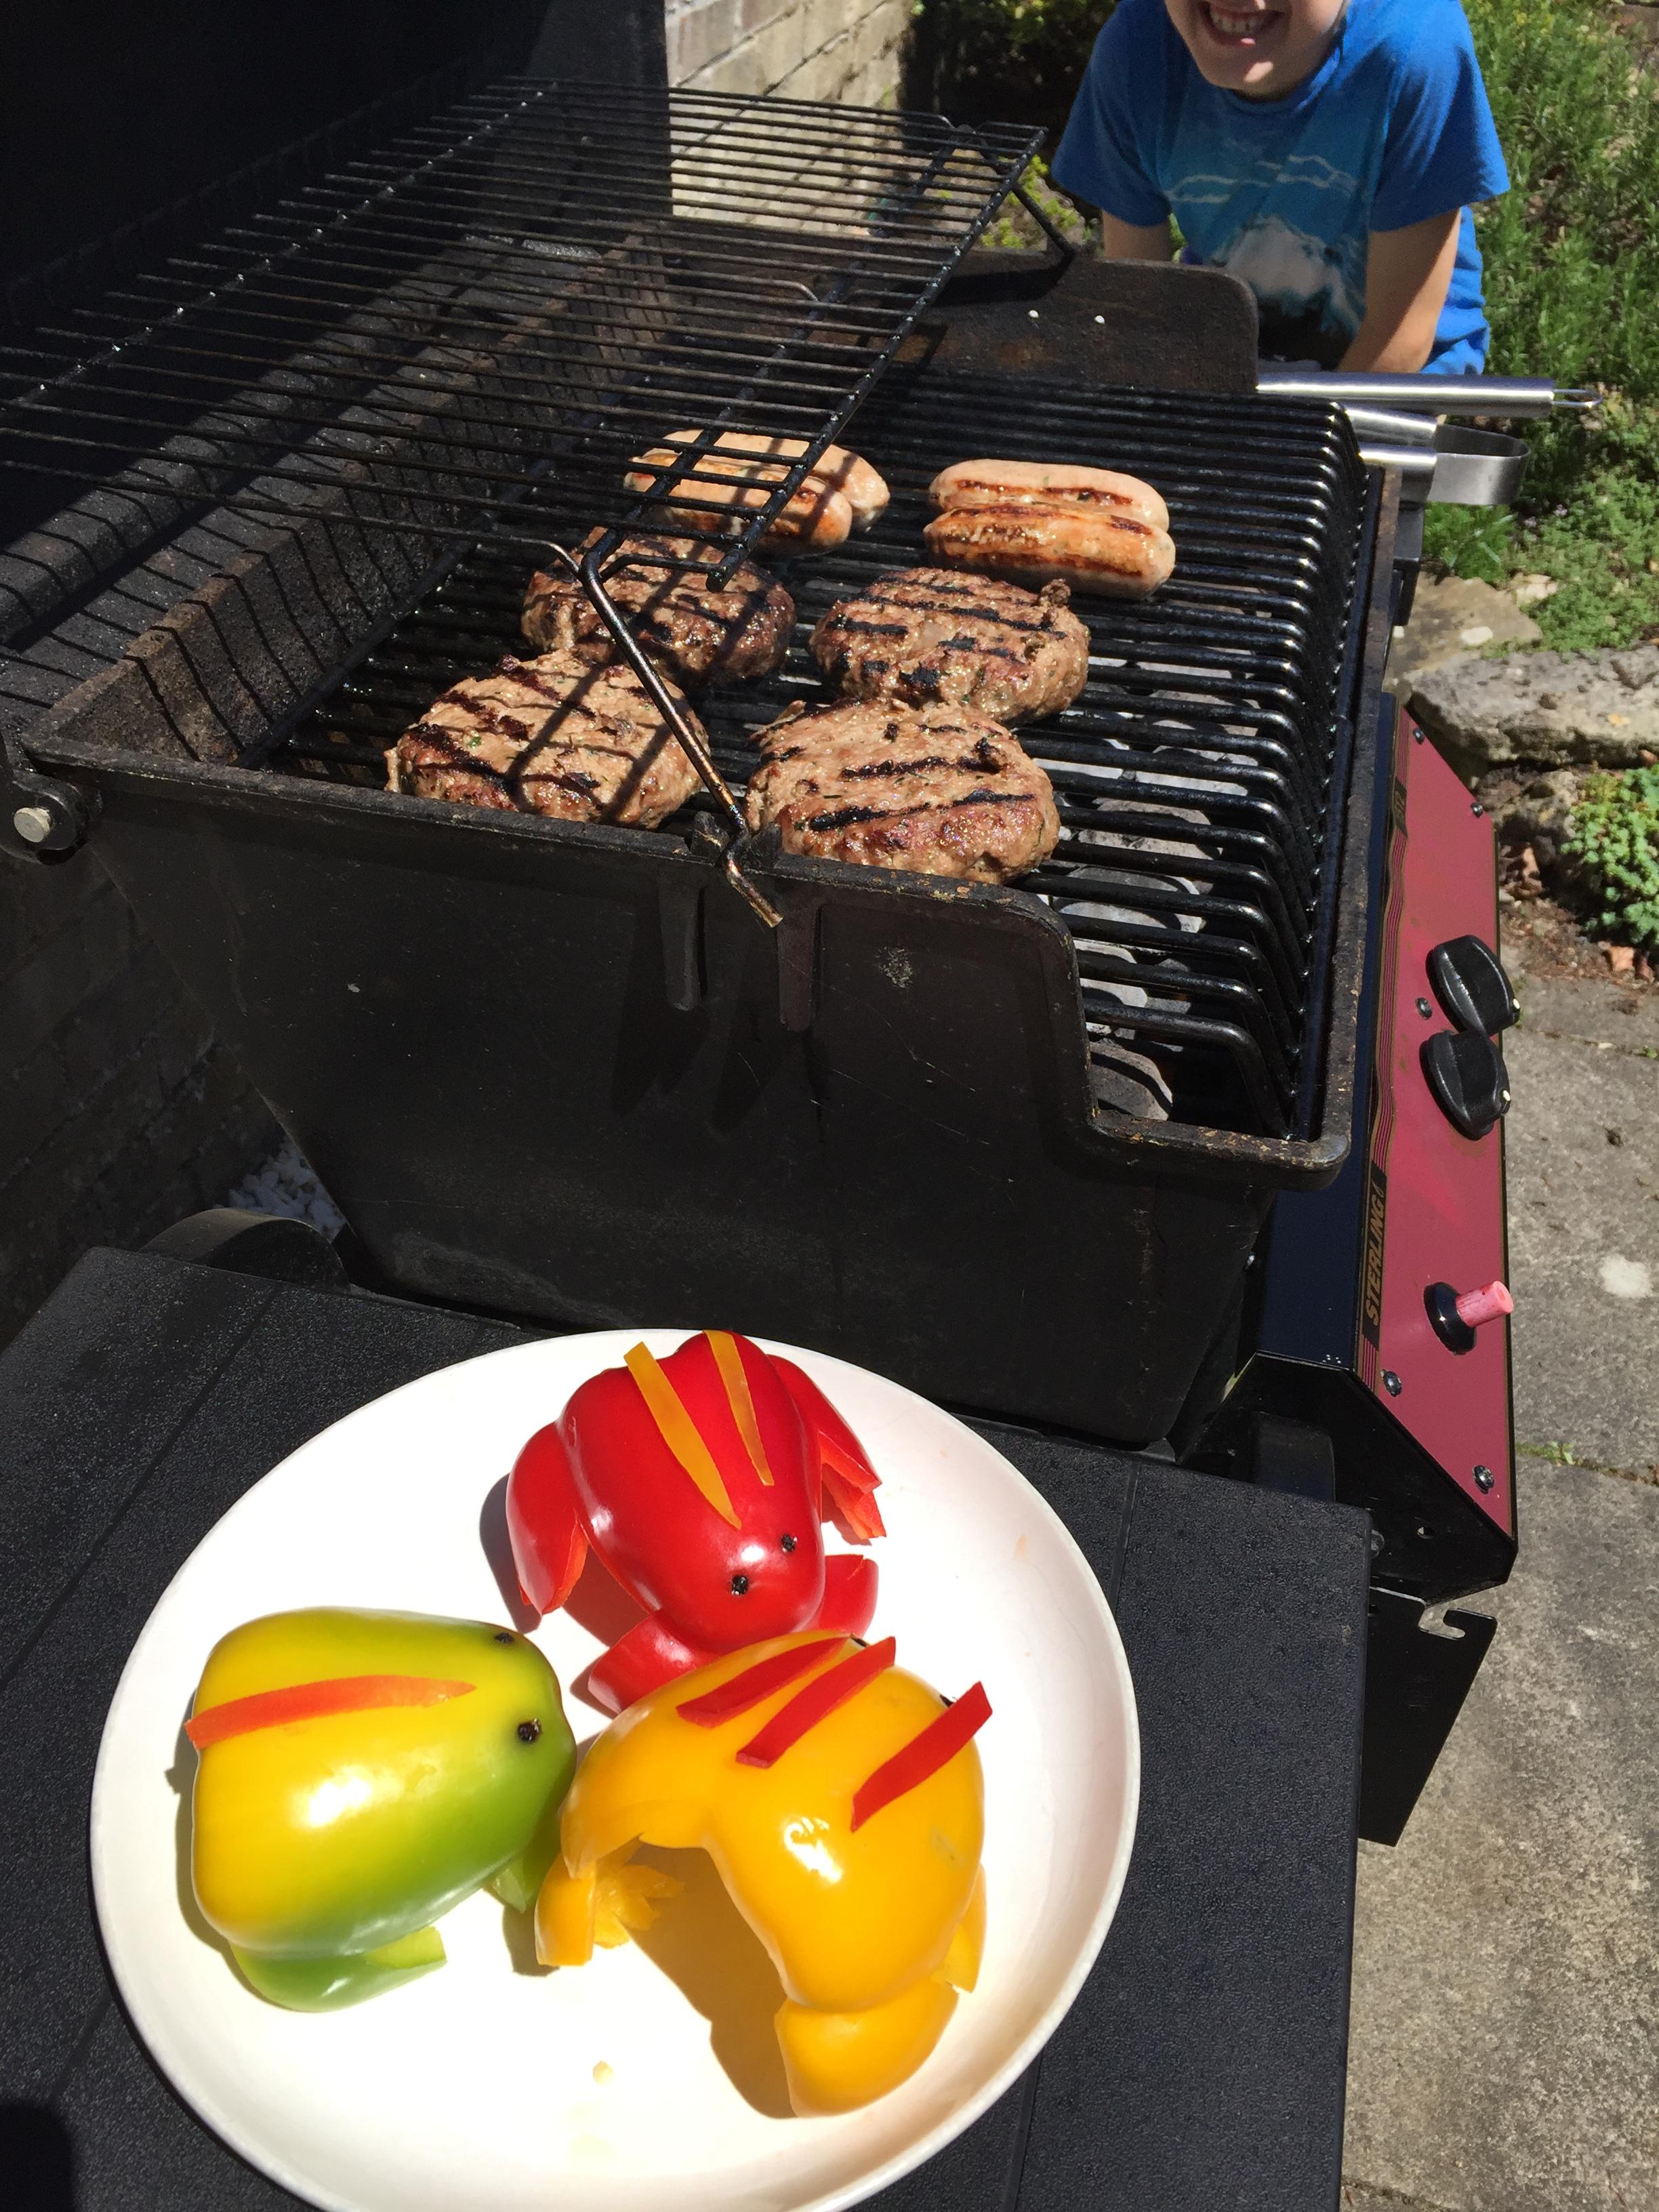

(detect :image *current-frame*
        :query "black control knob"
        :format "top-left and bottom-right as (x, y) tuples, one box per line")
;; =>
(1422, 1029), (1511, 1139)
(1428, 935), (1518, 1036)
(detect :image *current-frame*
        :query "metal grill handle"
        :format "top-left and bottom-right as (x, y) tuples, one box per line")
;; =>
(1257, 369), (1597, 419)
(571, 535), (781, 930)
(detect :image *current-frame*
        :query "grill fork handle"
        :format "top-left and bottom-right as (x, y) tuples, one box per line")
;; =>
(1256, 369), (1597, 419)
(567, 535), (782, 931)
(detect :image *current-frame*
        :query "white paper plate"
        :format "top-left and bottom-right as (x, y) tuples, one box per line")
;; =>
(91, 1330), (1139, 2212)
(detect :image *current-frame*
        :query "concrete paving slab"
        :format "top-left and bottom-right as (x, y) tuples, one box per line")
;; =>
(1513, 966), (1659, 1057)
(1503, 1018), (1659, 1476)
(1343, 1456), (1659, 2212)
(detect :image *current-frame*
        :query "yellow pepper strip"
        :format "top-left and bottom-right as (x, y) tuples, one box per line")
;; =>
(536, 1631), (985, 2116)
(706, 1329), (775, 1486)
(623, 1343), (739, 1527)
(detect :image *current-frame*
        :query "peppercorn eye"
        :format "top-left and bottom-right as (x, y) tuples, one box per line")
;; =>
(493, 1631), (516, 1644)
(779, 1533), (797, 1553)
(517, 1719), (542, 1743)
(730, 1572), (750, 1596)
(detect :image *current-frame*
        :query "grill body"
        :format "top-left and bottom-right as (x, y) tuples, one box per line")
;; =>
(80, 763), (1279, 1440)
(2, 60), (1508, 1836)
(22, 359), (1390, 1444)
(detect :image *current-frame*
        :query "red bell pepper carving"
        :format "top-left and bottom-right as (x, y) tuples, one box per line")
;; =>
(507, 1332), (884, 1714)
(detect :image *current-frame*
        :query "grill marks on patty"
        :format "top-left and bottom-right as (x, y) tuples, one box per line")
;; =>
(745, 701), (1061, 883)
(810, 567), (1089, 725)
(388, 652), (703, 827)
(522, 531), (794, 687)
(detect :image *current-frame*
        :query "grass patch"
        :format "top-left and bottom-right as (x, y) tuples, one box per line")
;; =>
(1427, 400), (1659, 652)
(1428, 0), (1659, 649)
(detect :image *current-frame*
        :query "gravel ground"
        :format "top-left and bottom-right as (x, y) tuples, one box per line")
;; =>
(226, 1138), (344, 1237)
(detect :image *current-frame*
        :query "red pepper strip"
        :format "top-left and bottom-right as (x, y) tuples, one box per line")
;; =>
(821, 1453), (886, 1542)
(850, 1681), (991, 1831)
(737, 1637), (897, 1769)
(819, 1437), (878, 1494)
(624, 1343), (739, 1527)
(186, 1675), (475, 1750)
(676, 1637), (847, 1727)
(707, 1330), (775, 1487)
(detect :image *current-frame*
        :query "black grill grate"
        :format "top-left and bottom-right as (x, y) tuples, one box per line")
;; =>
(283, 365), (1372, 1138)
(0, 79), (1038, 580)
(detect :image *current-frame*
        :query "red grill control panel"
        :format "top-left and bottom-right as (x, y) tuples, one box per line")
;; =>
(1360, 715), (1515, 1538)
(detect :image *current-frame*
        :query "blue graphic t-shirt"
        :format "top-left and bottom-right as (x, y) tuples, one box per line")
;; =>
(1052, 0), (1509, 370)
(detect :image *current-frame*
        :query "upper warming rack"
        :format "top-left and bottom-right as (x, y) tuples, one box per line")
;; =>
(0, 79), (1040, 575)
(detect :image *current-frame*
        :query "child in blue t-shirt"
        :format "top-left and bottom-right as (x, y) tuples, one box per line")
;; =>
(1051, 0), (1509, 371)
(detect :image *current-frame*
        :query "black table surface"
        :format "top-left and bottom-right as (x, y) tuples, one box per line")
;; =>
(0, 1250), (1369, 2211)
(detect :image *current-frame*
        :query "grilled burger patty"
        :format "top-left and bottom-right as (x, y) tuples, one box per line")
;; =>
(388, 652), (702, 827)
(745, 699), (1061, 883)
(522, 533), (794, 686)
(809, 567), (1089, 724)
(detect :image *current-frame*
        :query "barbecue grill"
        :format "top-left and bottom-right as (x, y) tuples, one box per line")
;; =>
(1, 30), (1516, 1845)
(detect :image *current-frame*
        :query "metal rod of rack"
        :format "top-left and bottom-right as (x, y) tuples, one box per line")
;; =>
(1, 79), (1040, 604)
(1256, 369), (1597, 418)
(266, 365), (1368, 1136)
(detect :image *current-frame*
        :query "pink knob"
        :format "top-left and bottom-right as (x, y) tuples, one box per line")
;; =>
(1454, 1281), (1513, 1330)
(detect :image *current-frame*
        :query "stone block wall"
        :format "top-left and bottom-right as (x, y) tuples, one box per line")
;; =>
(667, 0), (907, 106)
(0, 851), (279, 1349)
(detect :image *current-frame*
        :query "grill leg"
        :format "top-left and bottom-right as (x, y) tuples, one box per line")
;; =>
(658, 877), (704, 1014)
(1360, 1586), (1496, 1845)
(144, 1209), (348, 1292)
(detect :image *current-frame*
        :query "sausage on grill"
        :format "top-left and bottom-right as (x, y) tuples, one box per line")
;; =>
(924, 502), (1176, 598)
(388, 652), (702, 827)
(653, 431), (890, 528)
(625, 429), (886, 549)
(810, 567), (1088, 724)
(523, 532), (794, 686)
(929, 458), (1169, 535)
(744, 699), (1060, 883)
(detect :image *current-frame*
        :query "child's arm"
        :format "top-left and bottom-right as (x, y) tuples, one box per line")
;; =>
(1339, 210), (1462, 372)
(1099, 212), (1175, 263)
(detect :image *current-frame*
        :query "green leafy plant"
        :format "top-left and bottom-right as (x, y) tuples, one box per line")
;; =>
(1563, 768), (1659, 949)
(1465, 0), (1659, 506)
(980, 157), (1092, 249)
(906, 0), (1118, 134)
(1378, 2), (1659, 649)
(1422, 504), (1515, 588)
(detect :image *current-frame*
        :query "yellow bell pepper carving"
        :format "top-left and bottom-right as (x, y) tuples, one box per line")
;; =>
(536, 1631), (989, 2114)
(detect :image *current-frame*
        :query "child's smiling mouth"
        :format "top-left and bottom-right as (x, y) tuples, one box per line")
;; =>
(1195, 3), (1285, 49)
